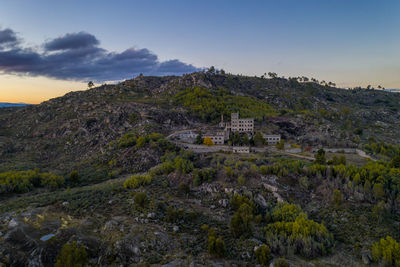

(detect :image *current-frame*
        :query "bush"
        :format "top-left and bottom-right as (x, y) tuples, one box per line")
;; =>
(230, 194), (256, 211)
(193, 168), (216, 186)
(255, 244), (272, 266)
(373, 183), (385, 200)
(314, 149), (326, 165)
(0, 170), (64, 194)
(371, 236), (400, 266)
(118, 133), (136, 148)
(178, 182), (190, 195)
(274, 257), (290, 267)
(55, 241), (88, 267)
(230, 203), (253, 237)
(123, 174), (151, 189)
(174, 156), (194, 174)
(271, 202), (302, 222)
(207, 228), (226, 257)
(238, 175), (245, 185)
(265, 213), (333, 258)
(299, 176), (309, 190)
(276, 140), (285, 150)
(69, 171), (80, 184)
(332, 189), (343, 206)
(372, 201), (388, 222)
(165, 206), (184, 223)
(134, 192), (148, 208)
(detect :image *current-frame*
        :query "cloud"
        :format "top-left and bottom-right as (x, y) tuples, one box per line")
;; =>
(0, 28), (18, 47)
(0, 28), (200, 82)
(44, 32), (99, 51)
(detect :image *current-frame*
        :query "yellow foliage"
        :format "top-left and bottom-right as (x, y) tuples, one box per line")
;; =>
(203, 137), (214, 146)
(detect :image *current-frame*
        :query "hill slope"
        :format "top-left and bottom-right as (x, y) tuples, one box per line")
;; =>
(0, 72), (399, 266)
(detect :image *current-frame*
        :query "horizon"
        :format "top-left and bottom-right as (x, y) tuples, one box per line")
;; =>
(1, 0), (400, 103)
(2, 71), (400, 105)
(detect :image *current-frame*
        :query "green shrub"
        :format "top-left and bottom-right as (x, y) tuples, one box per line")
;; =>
(192, 168), (216, 186)
(299, 176), (309, 190)
(255, 244), (272, 266)
(134, 192), (148, 208)
(123, 174), (151, 189)
(271, 202), (302, 222)
(265, 213), (333, 258)
(314, 149), (326, 165)
(332, 189), (343, 206)
(230, 194), (256, 211)
(166, 206), (184, 223)
(230, 203), (254, 237)
(55, 241), (88, 267)
(274, 257), (290, 267)
(118, 133), (136, 148)
(238, 175), (245, 185)
(207, 228), (226, 257)
(0, 170), (64, 194)
(136, 136), (147, 148)
(174, 156), (194, 174)
(178, 182), (190, 195)
(69, 171), (80, 184)
(174, 86), (276, 122)
(371, 236), (400, 266)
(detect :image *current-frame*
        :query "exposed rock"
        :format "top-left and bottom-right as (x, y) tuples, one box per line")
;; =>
(254, 194), (268, 209)
(8, 219), (18, 229)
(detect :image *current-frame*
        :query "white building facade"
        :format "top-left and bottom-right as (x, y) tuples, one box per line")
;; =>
(229, 113), (254, 133)
(263, 134), (281, 144)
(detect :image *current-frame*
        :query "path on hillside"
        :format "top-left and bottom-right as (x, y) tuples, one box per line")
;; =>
(166, 129), (377, 162)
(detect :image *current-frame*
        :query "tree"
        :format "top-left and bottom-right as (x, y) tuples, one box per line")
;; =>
(373, 183), (385, 200)
(391, 155), (400, 168)
(371, 236), (400, 266)
(174, 157), (194, 174)
(314, 149), (326, 165)
(243, 134), (250, 145)
(364, 180), (371, 197)
(255, 244), (272, 266)
(87, 81), (94, 89)
(372, 201), (387, 222)
(276, 139), (285, 150)
(207, 228), (226, 257)
(69, 171), (80, 184)
(195, 133), (203, 145)
(253, 132), (265, 146)
(333, 189), (343, 206)
(207, 66), (216, 75)
(203, 137), (214, 146)
(230, 203), (254, 237)
(268, 72), (278, 78)
(56, 241), (88, 267)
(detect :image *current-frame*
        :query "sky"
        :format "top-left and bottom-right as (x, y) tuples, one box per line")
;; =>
(0, 0), (400, 103)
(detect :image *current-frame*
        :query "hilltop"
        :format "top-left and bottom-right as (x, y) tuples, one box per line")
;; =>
(0, 71), (399, 266)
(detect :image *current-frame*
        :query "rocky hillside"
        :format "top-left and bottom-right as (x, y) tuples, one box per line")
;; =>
(0, 72), (399, 266)
(1, 72), (399, 174)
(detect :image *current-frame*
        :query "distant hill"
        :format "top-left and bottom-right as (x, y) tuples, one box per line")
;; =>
(383, 89), (400, 93)
(0, 102), (29, 108)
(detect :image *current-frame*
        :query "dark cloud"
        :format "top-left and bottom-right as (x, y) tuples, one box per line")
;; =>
(0, 28), (200, 82)
(0, 28), (18, 45)
(44, 32), (99, 51)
